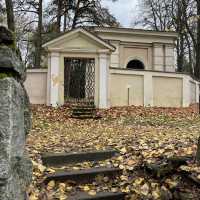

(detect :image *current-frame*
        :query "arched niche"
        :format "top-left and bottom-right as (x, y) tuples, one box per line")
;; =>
(126, 59), (145, 70)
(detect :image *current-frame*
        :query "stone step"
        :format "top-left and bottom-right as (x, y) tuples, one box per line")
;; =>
(72, 108), (96, 113)
(42, 150), (119, 166)
(71, 115), (96, 119)
(69, 192), (126, 200)
(72, 113), (95, 117)
(44, 168), (122, 184)
(72, 104), (95, 108)
(72, 110), (95, 115)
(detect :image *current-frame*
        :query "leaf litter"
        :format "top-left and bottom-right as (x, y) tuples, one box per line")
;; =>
(26, 105), (200, 199)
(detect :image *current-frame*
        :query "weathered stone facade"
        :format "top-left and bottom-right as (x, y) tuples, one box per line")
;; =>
(0, 26), (32, 200)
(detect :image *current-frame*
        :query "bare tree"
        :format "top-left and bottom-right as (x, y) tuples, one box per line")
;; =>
(134, 0), (197, 75)
(15, 0), (43, 67)
(195, 0), (200, 79)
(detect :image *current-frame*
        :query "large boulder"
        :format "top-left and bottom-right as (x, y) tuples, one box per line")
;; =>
(0, 26), (32, 200)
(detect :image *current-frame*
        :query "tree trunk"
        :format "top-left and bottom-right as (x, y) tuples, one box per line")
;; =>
(35, 0), (42, 68)
(185, 34), (194, 74)
(56, 0), (62, 33)
(195, 0), (200, 79)
(176, 0), (184, 72)
(5, 0), (15, 32)
(72, 0), (81, 29)
(63, 12), (67, 32)
(177, 35), (184, 72)
(63, 0), (68, 32)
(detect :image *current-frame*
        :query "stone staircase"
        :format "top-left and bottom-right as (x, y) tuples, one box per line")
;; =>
(71, 105), (100, 119)
(41, 150), (127, 200)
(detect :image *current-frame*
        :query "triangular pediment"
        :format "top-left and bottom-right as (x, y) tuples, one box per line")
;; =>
(43, 28), (115, 51)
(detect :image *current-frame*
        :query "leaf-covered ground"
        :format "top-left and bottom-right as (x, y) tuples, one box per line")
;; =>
(27, 105), (200, 200)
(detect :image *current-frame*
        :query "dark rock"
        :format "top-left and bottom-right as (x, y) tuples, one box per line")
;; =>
(167, 156), (191, 167)
(145, 156), (191, 178)
(0, 26), (14, 45)
(0, 45), (25, 78)
(145, 162), (175, 178)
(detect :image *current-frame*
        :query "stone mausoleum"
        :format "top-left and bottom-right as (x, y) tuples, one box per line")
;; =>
(25, 27), (200, 108)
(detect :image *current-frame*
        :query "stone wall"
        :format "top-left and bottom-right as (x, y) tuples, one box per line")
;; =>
(0, 26), (32, 200)
(110, 68), (200, 108)
(25, 68), (48, 104)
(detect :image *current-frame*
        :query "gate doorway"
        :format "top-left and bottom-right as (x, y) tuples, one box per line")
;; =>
(64, 58), (95, 105)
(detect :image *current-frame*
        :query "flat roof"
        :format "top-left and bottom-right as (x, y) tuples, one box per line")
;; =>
(87, 26), (178, 39)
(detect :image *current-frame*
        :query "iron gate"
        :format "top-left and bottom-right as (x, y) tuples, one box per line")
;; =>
(64, 58), (95, 105)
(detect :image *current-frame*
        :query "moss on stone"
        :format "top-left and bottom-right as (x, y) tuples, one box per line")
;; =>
(0, 72), (15, 79)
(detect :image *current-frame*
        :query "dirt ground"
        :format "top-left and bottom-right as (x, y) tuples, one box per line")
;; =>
(27, 105), (200, 200)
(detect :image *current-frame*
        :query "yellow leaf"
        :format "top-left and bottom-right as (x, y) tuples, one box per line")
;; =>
(140, 183), (149, 196)
(111, 187), (118, 193)
(83, 185), (90, 192)
(29, 194), (38, 200)
(59, 194), (68, 200)
(46, 168), (56, 173)
(66, 186), (73, 192)
(127, 160), (136, 166)
(47, 180), (55, 190)
(165, 179), (178, 189)
(116, 156), (124, 161)
(120, 175), (128, 181)
(120, 147), (127, 154)
(59, 183), (66, 193)
(88, 190), (97, 196)
(119, 164), (125, 170)
(152, 190), (160, 199)
(133, 178), (144, 186)
(32, 160), (46, 173)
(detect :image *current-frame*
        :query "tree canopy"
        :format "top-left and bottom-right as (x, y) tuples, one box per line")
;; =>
(3, 0), (120, 68)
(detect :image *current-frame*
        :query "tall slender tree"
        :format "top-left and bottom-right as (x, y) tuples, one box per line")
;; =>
(35, 0), (43, 68)
(5, 0), (15, 32)
(195, 0), (200, 79)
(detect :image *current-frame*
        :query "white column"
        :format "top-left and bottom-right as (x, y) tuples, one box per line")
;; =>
(182, 76), (190, 107)
(47, 54), (51, 106)
(99, 53), (110, 108)
(50, 52), (60, 107)
(144, 73), (153, 106)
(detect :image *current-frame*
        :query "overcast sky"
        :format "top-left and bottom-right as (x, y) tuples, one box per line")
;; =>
(102, 0), (138, 27)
